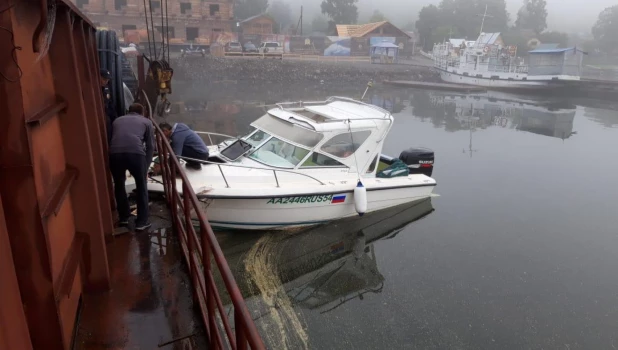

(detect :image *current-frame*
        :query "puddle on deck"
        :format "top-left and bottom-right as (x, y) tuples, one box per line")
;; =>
(75, 203), (207, 350)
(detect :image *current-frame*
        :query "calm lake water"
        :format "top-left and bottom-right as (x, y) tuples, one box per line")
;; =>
(171, 86), (618, 349)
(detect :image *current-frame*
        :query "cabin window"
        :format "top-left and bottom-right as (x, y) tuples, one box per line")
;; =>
(252, 114), (323, 147)
(366, 155), (378, 173)
(249, 137), (310, 168)
(321, 131), (371, 159)
(300, 153), (346, 168)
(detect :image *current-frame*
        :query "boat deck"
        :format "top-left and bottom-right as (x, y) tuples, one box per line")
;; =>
(73, 203), (208, 349)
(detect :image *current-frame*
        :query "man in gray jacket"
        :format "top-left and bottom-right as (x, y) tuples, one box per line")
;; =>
(109, 103), (154, 231)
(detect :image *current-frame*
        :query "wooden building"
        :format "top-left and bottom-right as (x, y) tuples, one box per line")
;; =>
(240, 14), (275, 35)
(71, 0), (235, 43)
(336, 21), (411, 40)
(336, 21), (412, 56)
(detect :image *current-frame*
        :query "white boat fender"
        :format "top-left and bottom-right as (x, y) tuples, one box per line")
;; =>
(354, 180), (367, 216)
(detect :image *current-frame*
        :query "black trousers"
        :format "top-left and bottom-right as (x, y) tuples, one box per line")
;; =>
(182, 145), (209, 168)
(110, 153), (149, 225)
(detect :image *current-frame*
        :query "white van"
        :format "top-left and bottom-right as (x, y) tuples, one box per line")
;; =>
(258, 42), (283, 54)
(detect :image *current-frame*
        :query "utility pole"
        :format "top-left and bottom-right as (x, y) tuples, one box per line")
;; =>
(296, 6), (303, 35)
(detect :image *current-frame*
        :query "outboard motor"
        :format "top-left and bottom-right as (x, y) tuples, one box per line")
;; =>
(399, 147), (434, 177)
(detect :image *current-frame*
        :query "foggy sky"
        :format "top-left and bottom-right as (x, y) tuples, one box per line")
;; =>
(289, 0), (616, 34)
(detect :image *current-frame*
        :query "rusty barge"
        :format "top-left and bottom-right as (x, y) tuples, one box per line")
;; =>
(0, 1), (263, 349)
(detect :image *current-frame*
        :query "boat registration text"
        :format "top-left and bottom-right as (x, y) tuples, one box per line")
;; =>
(266, 194), (347, 204)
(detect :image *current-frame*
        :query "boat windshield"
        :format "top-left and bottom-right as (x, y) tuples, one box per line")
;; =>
(249, 137), (310, 168)
(243, 129), (271, 147)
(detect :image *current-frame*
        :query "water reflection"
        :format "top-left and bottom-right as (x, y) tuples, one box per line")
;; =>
(407, 91), (577, 139)
(164, 87), (581, 148)
(216, 199), (434, 348)
(282, 199), (433, 313)
(583, 106), (618, 128)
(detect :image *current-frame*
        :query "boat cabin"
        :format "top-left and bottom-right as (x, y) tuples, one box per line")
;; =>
(433, 32), (524, 76)
(216, 97), (393, 176)
(527, 47), (586, 78)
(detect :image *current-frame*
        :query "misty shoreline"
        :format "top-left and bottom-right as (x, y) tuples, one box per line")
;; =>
(171, 56), (440, 95)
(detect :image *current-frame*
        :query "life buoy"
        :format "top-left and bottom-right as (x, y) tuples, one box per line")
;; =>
(483, 46), (489, 54)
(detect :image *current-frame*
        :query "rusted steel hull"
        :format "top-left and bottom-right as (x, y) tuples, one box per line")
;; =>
(0, 1), (113, 349)
(0, 194), (32, 349)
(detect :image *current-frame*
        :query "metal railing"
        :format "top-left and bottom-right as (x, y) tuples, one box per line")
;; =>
(143, 92), (265, 349)
(223, 52), (283, 59)
(194, 131), (236, 146)
(177, 156), (327, 189)
(282, 54), (371, 63)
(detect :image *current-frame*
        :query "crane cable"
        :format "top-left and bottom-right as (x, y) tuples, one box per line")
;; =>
(141, 0), (170, 61)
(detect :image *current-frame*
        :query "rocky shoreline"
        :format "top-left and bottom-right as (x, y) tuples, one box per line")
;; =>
(171, 56), (439, 91)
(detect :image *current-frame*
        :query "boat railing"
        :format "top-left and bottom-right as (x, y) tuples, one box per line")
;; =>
(143, 91), (265, 350)
(178, 156), (327, 188)
(194, 131), (236, 146)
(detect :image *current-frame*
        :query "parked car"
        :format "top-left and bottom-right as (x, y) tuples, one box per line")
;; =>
(225, 42), (243, 53)
(258, 42), (283, 54)
(243, 42), (258, 53)
(180, 43), (206, 57)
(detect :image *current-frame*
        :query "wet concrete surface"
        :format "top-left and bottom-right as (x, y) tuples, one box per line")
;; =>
(74, 203), (207, 350)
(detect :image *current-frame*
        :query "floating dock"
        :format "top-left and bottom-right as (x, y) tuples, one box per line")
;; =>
(384, 80), (487, 92)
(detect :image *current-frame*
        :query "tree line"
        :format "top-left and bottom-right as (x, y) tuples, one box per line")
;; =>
(235, 0), (360, 35)
(416, 0), (618, 54)
(235, 0), (618, 55)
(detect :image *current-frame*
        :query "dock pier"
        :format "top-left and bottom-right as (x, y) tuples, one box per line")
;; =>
(384, 80), (487, 93)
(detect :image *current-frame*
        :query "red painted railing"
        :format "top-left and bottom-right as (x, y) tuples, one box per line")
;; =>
(143, 93), (265, 349)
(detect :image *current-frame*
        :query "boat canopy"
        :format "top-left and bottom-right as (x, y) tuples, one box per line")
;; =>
(240, 97), (394, 172)
(264, 97), (392, 133)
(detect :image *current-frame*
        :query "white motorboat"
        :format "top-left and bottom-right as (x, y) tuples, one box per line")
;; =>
(146, 97), (437, 230)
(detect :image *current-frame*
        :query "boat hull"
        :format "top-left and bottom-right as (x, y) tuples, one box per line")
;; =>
(439, 70), (548, 89)
(201, 183), (436, 230)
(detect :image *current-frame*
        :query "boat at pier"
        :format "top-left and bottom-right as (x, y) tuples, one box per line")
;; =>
(146, 97), (437, 230)
(431, 8), (585, 90)
(432, 33), (585, 89)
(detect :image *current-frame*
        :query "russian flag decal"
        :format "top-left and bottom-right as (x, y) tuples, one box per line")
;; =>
(331, 194), (346, 204)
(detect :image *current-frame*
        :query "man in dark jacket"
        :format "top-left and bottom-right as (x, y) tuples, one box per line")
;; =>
(159, 122), (209, 169)
(101, 69), (117, 143)
(109, 103), (154, 231)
